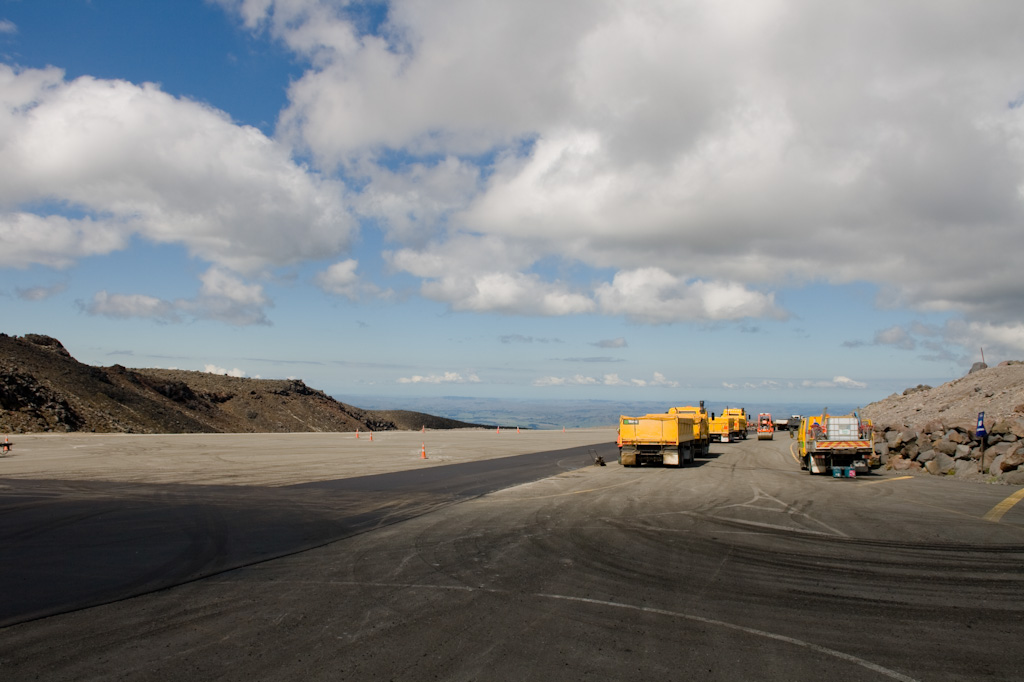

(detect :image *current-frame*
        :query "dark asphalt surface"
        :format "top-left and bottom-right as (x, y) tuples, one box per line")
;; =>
(0, 443), (609, 627)
(2, 436), (1024, 681)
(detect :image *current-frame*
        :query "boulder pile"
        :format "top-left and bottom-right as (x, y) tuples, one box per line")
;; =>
(862, 360), (1024, 485)
(874, 416), (1024, 485)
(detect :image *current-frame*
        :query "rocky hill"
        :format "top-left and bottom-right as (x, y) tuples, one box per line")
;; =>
(862, 361), (1024, 483)
(0, 334), (489, 434)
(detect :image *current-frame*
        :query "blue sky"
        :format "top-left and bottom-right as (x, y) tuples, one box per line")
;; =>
(2, 0), (1022, 407)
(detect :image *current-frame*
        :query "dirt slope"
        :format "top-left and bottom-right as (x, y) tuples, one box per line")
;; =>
(862, 361), (1024, 430)
(0, 334), (487, 434)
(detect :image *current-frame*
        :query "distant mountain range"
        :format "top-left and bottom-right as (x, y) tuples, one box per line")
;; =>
(0, 332), (867, 434)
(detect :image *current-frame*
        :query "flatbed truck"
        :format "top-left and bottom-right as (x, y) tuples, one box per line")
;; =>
(798, 412), (875, 477)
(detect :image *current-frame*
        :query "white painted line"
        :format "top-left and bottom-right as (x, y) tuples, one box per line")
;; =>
(540, 593), (920, 682)
(273, 579), (919, 682)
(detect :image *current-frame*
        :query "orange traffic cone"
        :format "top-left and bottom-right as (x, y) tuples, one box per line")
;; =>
(421, 443), (427, 459)
(356, 429), (360, 439)
(497, 426), (501, 434)
(369, 432), (373, 442)
(516, 426), (520, 434)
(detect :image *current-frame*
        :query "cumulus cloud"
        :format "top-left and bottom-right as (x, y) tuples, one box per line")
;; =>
(943, 319), (1024, 360)
(213, 0), (1024, 333)
(389, 241), (596, 315)
(204, 364), (247, 378)
(0, 64), (353, 276)
(533, 375), (600, 387)
(315, 259), (388, 300)
(595, 268), (786, 322)
(86, 291), (180, 322)
(535, 371), (677, 388)
(84, 267), (271, 326)
(722, 379), (784, 391)
(802, 376), (868, 390)
(9, 1), (1024, 342)
(397, 371), (481, 384)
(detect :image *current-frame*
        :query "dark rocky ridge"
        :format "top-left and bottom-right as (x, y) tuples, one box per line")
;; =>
(0, 334), (488, 434)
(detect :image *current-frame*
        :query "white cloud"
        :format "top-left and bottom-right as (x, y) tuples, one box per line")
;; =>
(86, 291), (179, 322)
(533, 375), (600, 387)
(84, 267), (271, 326)
(802, 376), (868, 390)
(943, 319), (1024, 360)
(389, 243), (595, 315)
(350, 156), (481, 244)
(537, 371), (676, 388)
(204, 364), (246, 378)
(0, 20), (17, 34)
(315, 259), (360, 298)
(0, 213), (130, 269)
(593, 337), (628, 349)
(216, 0), (1024, 332)
(397, 371), (481, 384)
(199, 267), (266, 306)
(7, 1), (1024, 343)
(314, 258), (388, 300)
(595, 268), (785, 323)
(0, 64), (353, 276)
(650, 372), (679, 388)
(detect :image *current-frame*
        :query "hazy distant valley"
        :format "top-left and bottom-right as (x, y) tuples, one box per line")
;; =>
(341, 395), (862, 430)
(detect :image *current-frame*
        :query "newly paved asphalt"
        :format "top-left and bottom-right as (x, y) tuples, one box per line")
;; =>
(0, 439), (610, 626)
(2, 432), (1023, 681)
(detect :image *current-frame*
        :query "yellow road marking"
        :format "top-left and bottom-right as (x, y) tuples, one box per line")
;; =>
(862, 476), (914, 485)
(789, 443), (801, 464)
(983, 487), (1024, 523)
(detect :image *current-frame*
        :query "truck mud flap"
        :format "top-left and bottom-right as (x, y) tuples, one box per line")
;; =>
(619, 451), (638, 467)
(809, 454), (827, 475)
(663, 449), (680, 467)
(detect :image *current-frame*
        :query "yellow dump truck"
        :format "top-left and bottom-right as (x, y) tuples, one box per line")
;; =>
(667, 402), (711, 457)
(723, 407), (748, 439)
(797, 411), (876, 477)
(618, 413), (696, 467)
(708, 412), (743, 443)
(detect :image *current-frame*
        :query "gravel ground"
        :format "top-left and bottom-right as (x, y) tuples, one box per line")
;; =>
(0, 428), (616, 487)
